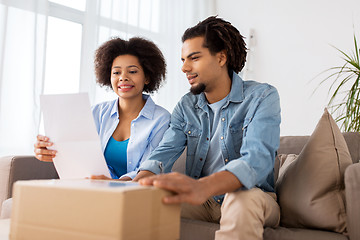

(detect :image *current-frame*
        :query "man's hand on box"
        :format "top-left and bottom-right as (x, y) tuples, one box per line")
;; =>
(139, 171), (243, 206)
(139, 172), (210, 205)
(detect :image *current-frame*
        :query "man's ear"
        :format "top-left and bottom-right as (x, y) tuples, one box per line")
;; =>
(218, 50), (227, 67)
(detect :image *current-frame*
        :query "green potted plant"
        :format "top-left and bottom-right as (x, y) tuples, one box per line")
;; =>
(318, 34), (360, 132)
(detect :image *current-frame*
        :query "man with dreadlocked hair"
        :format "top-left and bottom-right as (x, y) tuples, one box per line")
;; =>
(135, 16), (281, 240)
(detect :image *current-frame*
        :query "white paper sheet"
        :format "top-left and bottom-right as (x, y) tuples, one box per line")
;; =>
(40, 93), (111, 179)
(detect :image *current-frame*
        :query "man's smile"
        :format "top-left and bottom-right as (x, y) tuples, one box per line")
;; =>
(187, 73), (198, 84)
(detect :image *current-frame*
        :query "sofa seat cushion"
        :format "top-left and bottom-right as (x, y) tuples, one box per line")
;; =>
(178, 219), (348, 240)
(180, 218), (219, 240)
(0, 219), (10, 240)
(263, 227), (348, 240)
(276, 109), (352, 233)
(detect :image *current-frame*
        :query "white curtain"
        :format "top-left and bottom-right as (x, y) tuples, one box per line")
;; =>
(0, 0), (216, 156)
(153, 0), (217, 111)
(91, 0), (217, 110)
(0, 0), (48, 156)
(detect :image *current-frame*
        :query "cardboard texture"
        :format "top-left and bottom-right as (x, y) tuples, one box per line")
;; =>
(10, 180), (180, 240)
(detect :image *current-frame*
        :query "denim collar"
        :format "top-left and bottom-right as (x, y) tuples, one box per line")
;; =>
(196, 71), (244, 111)
(110, 94), (155, 120)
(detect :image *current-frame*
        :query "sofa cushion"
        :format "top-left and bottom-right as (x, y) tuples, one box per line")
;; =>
(344, 163), (360, 240)
(276, 109), (352, 233)
(0, 198), (12, 219)
(263, 227), (348, 240)
(274, 154), (298, 183)
(0, 219), (10, 240)
(180, 218), (219, 240)
(276, 154), (298, 182)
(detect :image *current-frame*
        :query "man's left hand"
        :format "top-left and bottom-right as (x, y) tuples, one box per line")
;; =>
(139, 172), (210, 205)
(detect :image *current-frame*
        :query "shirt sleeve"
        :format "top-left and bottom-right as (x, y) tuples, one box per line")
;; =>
(219, 86), (281, 190)
(121, 112), (170, 179)
(91, 104), (101, 134)
(120, 170), (137, 180)
(139, 101), (188, 174)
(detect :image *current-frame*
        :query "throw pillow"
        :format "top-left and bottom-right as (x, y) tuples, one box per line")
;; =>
(276, 108), (352, 233)
(276, 154), (298, 182)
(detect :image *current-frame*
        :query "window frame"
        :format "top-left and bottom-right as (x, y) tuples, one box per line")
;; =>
(3, 0), (162, 102)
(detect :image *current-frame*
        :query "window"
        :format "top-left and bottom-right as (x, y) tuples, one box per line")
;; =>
(1, 0), (205, 156)
(43, 17), (82, 94)
(0, 0), (163, 156)
(49, 0), (86, 11)
(43, 0), (162, 101)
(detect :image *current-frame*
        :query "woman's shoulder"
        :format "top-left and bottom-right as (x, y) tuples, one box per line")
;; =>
(145, 96), (171, 120)
(151, 104), (170, 125)
(91, 98), (117, 115)
(154, 104), (170, 117)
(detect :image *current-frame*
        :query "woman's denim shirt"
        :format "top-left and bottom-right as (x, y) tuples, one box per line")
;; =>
(140, 72), (281, 203)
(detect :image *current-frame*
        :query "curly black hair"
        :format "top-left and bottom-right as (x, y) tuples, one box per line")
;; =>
(94, 37), (166, 93)
(182, 16), (247, 74)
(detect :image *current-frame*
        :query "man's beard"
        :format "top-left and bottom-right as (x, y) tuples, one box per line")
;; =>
(190, 83), (206, 95)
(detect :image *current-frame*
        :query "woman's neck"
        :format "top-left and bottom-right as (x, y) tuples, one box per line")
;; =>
(117, 95), (146, 118)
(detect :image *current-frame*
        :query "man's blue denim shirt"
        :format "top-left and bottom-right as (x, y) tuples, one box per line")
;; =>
(139, 72), (281, 204)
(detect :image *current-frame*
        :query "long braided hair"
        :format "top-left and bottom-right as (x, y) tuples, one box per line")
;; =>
(182, 16), (247, 74)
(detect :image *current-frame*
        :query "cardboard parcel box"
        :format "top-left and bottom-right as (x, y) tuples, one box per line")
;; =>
(10, 180), (180, 240)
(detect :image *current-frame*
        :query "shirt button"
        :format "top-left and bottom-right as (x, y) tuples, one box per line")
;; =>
(206, 137), (209, 141)
(129, 161), (132, 164)
(225, 159), (229, 163)
(200, 158), (203, 161)
(221, 118), (225, 121)
(188, 130), (191, 134)
(217, 199), (221, 203)
(220, 136), (224, 140)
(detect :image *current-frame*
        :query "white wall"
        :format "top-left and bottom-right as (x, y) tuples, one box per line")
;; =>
(216, 0), (360, 136)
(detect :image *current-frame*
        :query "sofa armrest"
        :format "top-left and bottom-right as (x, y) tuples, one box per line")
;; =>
(0, 156), (12, 215)
(0, 155), (58, 203)
(345, 163), (360, 240)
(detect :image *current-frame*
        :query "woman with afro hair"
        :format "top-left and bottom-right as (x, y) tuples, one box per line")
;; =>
(34, 37), (170, 180)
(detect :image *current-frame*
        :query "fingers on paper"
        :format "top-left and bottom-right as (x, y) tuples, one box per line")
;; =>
(35, 154), (54, 162)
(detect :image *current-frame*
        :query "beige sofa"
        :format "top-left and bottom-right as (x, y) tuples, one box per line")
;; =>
(0, 133), (359, 240)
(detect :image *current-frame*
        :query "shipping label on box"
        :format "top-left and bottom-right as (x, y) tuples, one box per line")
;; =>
(10, 180), (180, 240)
